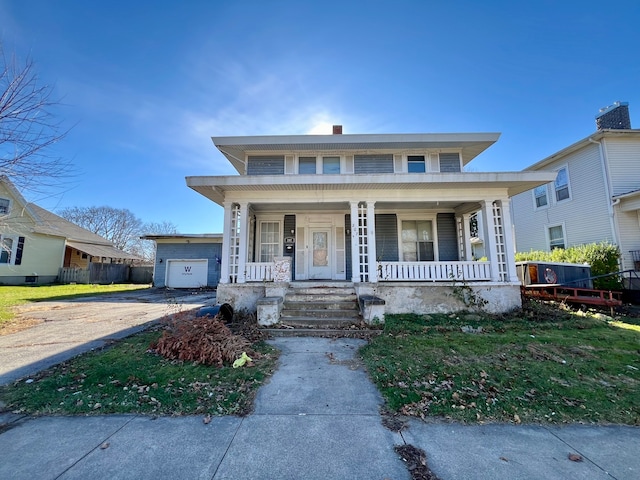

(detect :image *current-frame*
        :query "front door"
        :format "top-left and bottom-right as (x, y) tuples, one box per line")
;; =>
(309, 229), (331, 279)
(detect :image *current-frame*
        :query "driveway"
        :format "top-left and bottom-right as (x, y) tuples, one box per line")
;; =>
(0, 288), (217, 385)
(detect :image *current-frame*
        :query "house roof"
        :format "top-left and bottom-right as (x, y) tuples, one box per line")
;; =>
(213, 132), (501, 174)
(66, 240), (141, 260)
(524, 129), (640, 171)
(186, 171), (557, 207)
(1, 176), (140, 260)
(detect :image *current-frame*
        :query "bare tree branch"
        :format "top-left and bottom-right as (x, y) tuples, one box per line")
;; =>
(0, 44), (71, 190)
(58, 206), (178, 262)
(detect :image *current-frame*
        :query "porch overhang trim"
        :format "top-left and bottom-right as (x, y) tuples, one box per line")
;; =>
(186, 171), (557, 206)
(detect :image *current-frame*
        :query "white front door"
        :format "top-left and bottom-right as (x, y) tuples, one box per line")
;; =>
(309, 229), (331, 279)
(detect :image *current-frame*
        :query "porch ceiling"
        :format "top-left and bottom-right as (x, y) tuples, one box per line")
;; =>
(186, 171), (557, 206)
(213, 132), (500, 173)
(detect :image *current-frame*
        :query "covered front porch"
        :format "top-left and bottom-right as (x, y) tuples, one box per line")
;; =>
(219, 198), (515, 285)
(212, 196), (521, 318)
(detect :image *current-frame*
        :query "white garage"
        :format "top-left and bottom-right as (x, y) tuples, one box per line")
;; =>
(166, 259), (209, 288)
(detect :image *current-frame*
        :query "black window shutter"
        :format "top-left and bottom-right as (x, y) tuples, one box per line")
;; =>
(15, 237), (25, 265)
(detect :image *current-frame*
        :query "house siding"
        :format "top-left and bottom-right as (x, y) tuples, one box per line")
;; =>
(512, 143), (613, 252)
(604, 137), (640, 197)
(375, 214), (399, 261)
(439, 153), (461, 172)
(437, 213), (459, 261)
(153, 242), (221, 287)
(354, 154), (394, 174)
(247, 156), (285, 175)
(616, 208), (640, 271)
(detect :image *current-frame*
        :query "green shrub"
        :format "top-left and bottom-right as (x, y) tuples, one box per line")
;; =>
(516, 242), (621, 290)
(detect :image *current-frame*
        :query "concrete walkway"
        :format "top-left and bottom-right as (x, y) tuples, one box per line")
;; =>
(0, 337), (638, 480)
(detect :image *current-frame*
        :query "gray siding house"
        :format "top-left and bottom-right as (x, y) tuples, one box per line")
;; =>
(185, 128), (554, 318)
(511, 102), (640, 274)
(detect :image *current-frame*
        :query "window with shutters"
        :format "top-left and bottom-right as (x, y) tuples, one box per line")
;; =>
(322, 156), (341, 174)
(400, 219), (436, 261)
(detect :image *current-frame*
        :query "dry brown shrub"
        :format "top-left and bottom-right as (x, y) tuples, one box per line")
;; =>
(150, 311), (255, 367)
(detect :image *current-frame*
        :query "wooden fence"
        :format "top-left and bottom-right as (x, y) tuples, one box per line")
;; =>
(58, 264), (152, 284)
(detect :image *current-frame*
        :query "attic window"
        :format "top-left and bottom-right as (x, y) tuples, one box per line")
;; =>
(0, 198), (9, 214)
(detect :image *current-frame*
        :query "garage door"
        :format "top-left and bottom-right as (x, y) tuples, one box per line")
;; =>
(166, 259), (208, 288)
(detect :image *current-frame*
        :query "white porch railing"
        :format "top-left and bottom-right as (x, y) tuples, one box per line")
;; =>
(245, 262), (274, 282)
(377, 261), (492, 282)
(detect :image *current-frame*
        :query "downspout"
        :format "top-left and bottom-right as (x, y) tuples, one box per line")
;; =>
(588, 137), (619, 246)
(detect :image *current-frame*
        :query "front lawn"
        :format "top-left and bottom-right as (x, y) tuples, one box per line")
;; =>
(0, 320), (278, 416)
(360, 302), (640, 425)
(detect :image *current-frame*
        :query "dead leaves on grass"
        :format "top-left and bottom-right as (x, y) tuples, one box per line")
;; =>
(150, 312), (256, 367)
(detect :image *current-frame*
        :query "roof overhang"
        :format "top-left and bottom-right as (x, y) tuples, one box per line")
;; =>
(66, 241), (140, 260)
(213, 132), (501, 173)
(525, 129), (640, 171)
(614, 189), (640, 212)
(141, 234), (223, 241)
(186, 171), (557, 207)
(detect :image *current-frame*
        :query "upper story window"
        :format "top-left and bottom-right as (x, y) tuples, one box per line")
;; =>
(439, 153), (461, 172)
(247, 156), (285, 175)
(533, 185), (549, 208)
(299, 156), (316, 174)
(322, 156), (340, 174)
(407, 155), (426, 173)
(554, 166), (571, 202)
(0, 198), (9, 214)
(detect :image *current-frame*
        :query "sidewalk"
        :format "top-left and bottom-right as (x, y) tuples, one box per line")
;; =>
(0, 337), (638, 480)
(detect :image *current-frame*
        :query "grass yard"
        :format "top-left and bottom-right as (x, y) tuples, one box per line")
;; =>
(0, 325), (278, 416)
(361, 301), (640, 425)
(0, 284), (149, 328)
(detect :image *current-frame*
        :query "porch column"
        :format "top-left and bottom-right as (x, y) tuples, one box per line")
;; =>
(219, 201), (233, 284)
(456, 213), (472, 261)
(480, 200), (507, 282)
(367, 201), (378, 283)
(237, 202), (249, 284)
(349, 201), (360, 283)
(495, 198), (519, 282)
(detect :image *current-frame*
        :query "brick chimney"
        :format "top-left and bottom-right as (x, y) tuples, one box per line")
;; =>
(595, 102), (631, 130)
(332, 125), (343, 135)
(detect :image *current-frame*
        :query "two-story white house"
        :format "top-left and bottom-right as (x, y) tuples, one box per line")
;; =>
(186, 128), (555, 320)
(511, 102), (640, 277)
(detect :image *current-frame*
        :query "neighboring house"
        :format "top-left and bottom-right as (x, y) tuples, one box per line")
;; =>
(185, 128), (554, 316)
(0, 175), (140, 285)
(511, 102), (640, 274)
(142, 234), (222, 288)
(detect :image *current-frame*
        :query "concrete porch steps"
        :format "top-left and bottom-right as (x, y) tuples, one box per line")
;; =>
(279, 283), (362, 328)
(264, 327), (383, 338)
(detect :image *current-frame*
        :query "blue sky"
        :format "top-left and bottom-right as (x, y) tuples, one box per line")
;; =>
(2, 0), (639, 233)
